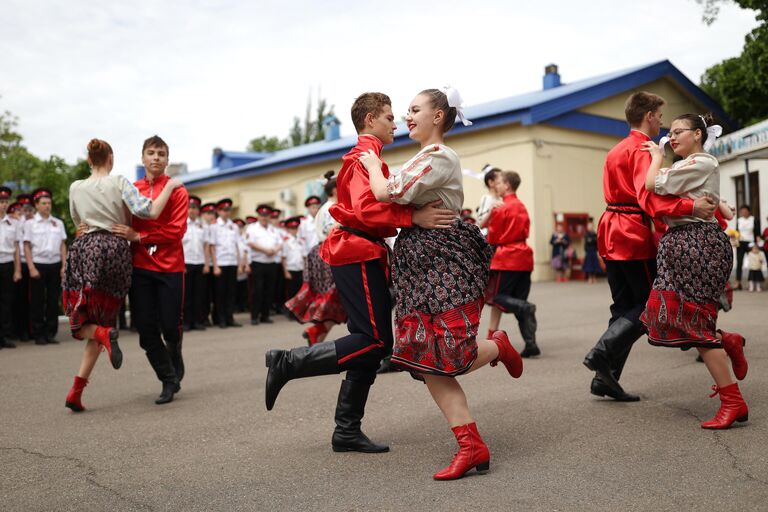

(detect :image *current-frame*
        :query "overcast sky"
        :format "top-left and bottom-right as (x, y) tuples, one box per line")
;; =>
(1, 0), (759, 178)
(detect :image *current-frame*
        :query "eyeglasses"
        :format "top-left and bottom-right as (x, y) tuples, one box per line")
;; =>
(668, 128), (696, 138)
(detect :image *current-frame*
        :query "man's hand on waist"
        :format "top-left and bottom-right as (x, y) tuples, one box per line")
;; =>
(413, 200), (456, 229)
(112, 224), (140, 242)
(692, 196), (716, 220)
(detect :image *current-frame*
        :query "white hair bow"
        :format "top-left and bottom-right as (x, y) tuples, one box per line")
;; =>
(658, 135), (670, 153)
(703, 124), (723, 152)
(442, 86), (473, 126)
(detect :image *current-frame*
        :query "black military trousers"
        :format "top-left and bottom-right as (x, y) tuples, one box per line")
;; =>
(29, 262), (61, 340)
(130, 268), (184, 384)
(330, 260), (392, 387)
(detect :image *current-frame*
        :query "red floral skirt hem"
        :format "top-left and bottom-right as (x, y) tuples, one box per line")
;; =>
(63, 288), (123, 339)
(640, 290), (721, 350)
(285, 282), (347, 324)
(391, 298), (482, 377)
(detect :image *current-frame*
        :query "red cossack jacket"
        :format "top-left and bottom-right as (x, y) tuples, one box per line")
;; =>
(131, 174), (188, 273)
(598, 130), (694, 261)
(487, 193), (534, 272)
(320, 135), (413, 266)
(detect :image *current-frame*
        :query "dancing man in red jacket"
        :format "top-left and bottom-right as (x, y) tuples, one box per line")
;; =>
(264, 92), (455, 453)
(582, 93), (716, 401)
(113, 135), (189, 405)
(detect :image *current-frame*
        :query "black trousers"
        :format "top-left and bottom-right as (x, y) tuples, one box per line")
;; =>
(250, 262), (277, 321)
(491, 270), (533, 342)
(605, 259), (656, 328)
(236, 278), (249, 313)
(29, 262), (61, 340)
(285, 270), (303, 301)
(205, 273), (216, 325)
(215, 265), (238, 325)
(330, 260), (393, 386)
(12, 266), (30, 339)
(184, 264), (206, 328)
(736, 241), (750, 281)
(493, 270), (531, 301)
(272, 262), (286, 312)
(0, 262), (14, 341)
(596, 258), (657, 380)
(130, 268), (184, 384)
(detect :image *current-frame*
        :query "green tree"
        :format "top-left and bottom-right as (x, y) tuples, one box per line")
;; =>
(0, 103), (90, 237)
(254, 92), (335, 150)
(246, 135), (290, 153)
(697, 0), (768, 126)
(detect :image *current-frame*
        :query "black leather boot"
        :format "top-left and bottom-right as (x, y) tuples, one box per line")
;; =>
(376, 356), (397, 374)
(589, 339), (640, 401)
(583, 317), (641, 396)
(265, 342), (338, 410)
(167, 340), (185, 382)
(590, 378), (640, 401)
(493, 295), (540, 358)
(331, 379), (389, 453)
(518, 306), (540, 358)
(145, 347), (180, 404)
(155, 380), (178, 404)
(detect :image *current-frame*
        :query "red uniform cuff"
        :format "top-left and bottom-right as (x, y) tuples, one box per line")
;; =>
(401, 205), (415, 228)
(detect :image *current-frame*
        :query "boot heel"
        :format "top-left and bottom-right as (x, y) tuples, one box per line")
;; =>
(737, 414), (748, 422)
(476, 461), (490, 472)
(109, 330), (123, 370)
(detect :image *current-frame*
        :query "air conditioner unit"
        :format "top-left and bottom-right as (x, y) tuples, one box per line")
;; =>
(280, 188), (296, 205)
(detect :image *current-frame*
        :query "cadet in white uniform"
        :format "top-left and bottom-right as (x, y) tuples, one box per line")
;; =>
(182, 195), (208, 331)
(23, 188), (67, 344)
(0, 187), (22, 349)
(210, 198), (243, 328)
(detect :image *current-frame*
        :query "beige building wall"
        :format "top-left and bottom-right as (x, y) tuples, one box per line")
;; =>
(528, 126), (617, 279)
(187, 76), (715, 281)
(579, 77), (714, 123)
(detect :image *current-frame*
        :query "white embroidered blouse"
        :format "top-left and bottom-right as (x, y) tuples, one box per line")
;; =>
(654, 152), (720, 228)
(69, 174), (153, 233)
(387, 144), (463, 212)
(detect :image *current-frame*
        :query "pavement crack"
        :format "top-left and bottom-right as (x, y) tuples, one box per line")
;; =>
(649, 400), (768, 487)
(0, 446), (155, 511)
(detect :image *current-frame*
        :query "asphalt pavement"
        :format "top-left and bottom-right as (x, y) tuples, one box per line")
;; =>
(1, 280), (766, 511)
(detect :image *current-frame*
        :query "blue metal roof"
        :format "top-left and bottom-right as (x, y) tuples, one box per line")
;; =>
(181, 60), (736, 188)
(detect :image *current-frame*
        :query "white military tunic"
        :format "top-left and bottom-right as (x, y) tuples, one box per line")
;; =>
(23, 213), (67, 264)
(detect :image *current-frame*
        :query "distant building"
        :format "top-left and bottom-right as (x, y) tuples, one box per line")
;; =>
(181, 60), (735, 280)
(711, 118), (768, 235)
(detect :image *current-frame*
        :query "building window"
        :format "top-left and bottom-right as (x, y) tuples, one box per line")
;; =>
(733, 171), (761, 221)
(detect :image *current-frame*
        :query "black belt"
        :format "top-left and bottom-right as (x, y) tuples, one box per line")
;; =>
(339, 225), (393, 265)
(605, 202), (645, 215)
(339, 225), (385, 244)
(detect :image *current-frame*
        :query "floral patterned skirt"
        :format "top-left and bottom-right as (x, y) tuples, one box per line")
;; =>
(390, 221), (492, 376)
(285, 244), (346, 324)
(63, 231), (132, 338)
(640, 222), (732, 349)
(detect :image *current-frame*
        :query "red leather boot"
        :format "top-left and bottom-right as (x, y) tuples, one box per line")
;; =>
(701, 383), (749, 429)
(65, 376), (88, 412)
(302, 323), (328, 346)
(490, 330), (523, 378)
(94, 326), (122, 370)
(718, 330), (748, 380)
(433, 422), (490, 480)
